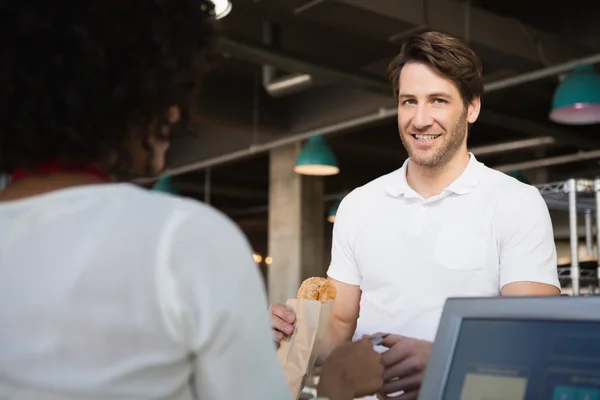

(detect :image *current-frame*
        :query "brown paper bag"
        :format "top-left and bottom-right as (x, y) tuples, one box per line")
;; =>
(277, 298), (334, 399)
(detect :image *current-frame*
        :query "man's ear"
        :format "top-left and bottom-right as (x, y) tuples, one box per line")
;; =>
(467, 97), (481, 124)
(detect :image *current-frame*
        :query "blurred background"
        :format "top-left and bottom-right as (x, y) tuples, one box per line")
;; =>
(151, 0), (600, 299)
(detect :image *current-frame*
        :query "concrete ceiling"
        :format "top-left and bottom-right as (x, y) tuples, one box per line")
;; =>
(153, 0), (600, 251)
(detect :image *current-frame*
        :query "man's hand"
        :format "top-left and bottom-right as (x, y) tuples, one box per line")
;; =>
(318, 337), (384, 400)
(269, 303), (295, 346)
(377, 335), (432, 400)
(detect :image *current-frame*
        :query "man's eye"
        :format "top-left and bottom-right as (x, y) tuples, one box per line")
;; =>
(433, 98), (447, 104)
(403, 99), (416, 105)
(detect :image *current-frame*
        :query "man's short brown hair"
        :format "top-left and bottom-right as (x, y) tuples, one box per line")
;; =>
(388, 31), (484, 106)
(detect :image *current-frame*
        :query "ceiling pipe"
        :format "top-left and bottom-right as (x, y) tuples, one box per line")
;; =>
(153, 107), (397, 179)
(157, 43), (600, 178)
(216, 36), (391, 96)
(177, 182), (267, 199)
(483, 52), (600, 93)
(494, 149), (600, 173)
(294, 0), (328, 15)
(262, 22), (314, 97)
(471, 137), (555, 157)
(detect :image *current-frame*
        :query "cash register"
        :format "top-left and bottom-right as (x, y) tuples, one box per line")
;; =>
(419, 296), (600, 400)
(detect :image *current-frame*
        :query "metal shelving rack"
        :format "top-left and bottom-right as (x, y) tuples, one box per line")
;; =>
(536, 178), (600, 296)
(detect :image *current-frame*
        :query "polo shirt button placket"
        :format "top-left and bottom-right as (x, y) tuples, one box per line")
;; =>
(409, 202), (427, 237)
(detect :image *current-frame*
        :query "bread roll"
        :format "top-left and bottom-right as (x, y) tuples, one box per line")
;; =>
(297, 277), (324, 300)
(318, 280), (337, 302)
(297, 277), (337, 302)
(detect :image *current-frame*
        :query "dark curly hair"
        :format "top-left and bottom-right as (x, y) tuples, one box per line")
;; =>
(0, 0), (217, 176)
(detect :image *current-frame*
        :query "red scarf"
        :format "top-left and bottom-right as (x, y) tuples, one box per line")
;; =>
(11, 162), (111, 183)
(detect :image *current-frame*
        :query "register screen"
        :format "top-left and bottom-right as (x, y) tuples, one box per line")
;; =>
(443, 319), (600, 400)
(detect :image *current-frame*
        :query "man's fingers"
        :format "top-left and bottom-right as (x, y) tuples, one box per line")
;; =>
(363, 333), (390, 346)
(381, 373), (423, 395)
(382, 356), (426, 381)
(400, 391), (419, 400)
(377, 392), (418, 400)
(365, 332), (390, 340)
(379, 334), (405, 348)
(381, 343), (411, 368)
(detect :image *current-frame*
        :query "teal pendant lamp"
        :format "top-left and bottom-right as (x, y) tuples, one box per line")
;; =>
(506, 170), (529, 185)
(327, 194), (348, 223)
(549, 64), (600, 125)
(152, 176), (177, 194)
(327, 197), (341, 223)
(294, 135), (339, 176)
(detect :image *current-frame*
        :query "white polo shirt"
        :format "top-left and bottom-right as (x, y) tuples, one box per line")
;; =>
(327, 154), (560, 344)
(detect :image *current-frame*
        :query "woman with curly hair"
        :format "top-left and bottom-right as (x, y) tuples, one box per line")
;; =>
(0, 1), (388, 398)
(0, 1), (294, 399)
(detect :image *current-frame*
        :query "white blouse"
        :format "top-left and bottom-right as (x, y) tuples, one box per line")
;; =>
(0, 183), (290, 399)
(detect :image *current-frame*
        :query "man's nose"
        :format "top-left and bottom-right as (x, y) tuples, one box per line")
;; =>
(412, 106), (434, 131)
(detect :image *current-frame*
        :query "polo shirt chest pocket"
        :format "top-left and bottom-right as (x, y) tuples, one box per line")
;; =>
(432, 224), (494, 272)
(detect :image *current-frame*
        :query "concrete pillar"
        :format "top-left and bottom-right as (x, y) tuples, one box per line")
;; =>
(268, 143), (325, 304)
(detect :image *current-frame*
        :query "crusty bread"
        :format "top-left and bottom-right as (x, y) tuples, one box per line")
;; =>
(297, 277), (337, 302)
(318, 280), (337, 302)
(297, 277), (324, 300)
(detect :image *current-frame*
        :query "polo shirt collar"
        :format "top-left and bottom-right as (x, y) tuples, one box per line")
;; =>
(385, 153), (484, 198)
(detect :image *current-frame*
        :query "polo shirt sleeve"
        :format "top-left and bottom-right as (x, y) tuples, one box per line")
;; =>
(157, 204), (290, 400)
(327, 194), (362, 286)
(497, 185), (560, 290)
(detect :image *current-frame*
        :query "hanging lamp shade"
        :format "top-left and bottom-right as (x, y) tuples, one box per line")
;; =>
(152, 176), (177, 194)
(506, 170), (529, 185)
(549, 64), (600, 125)
(294, 135), (339, 176)
(327, 197), (342, 223)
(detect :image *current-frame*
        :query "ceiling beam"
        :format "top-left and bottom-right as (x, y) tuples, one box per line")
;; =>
(336, 0), (591, 64)
(217, 36), (390, 96)
(479, 110), (600, 150)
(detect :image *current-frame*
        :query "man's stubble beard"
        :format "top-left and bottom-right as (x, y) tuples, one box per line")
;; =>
(400, 110), (469, 169)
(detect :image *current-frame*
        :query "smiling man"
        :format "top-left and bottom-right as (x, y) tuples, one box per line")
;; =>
(270, 31), (560, 399)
